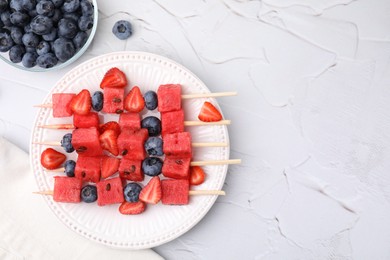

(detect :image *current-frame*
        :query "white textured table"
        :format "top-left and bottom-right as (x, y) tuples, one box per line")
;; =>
(1, 0), (390, 259)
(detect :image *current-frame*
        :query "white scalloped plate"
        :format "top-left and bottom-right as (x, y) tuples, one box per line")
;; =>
(30, 51), (229, 249)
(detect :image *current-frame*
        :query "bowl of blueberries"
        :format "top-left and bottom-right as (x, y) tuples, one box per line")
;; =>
(0, 0), (97, 71)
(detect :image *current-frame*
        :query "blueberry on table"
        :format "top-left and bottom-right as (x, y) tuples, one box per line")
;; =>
(58, 18), (78, 39)
(80, 0), (93, 16)
(52, 37), (75, 62)
(30, 15), (53, 35)
(64, 159), (76, 177)
(141, 116), (161, 136)
(10, 26), (23, 44)
(22, 32), (39, 47)
(144, 90), (158, 110)
(36, 0), (55, 16)
(21, 51), (38, 67)
(144, 136), (163, 156)
(0, 0), (8, 12)
(81, 185), (97, 203)
(112, 20), (132, 40)
(0, 31), (14, 52)
(61, 133), (74, 153)
(91, 91), (103, 111)
(36, 40), (50, 55)
(123, 183), (142, 202)
(9, 45), (25, 63)
(21, 0), (37, 11)
(10, 11), (30, 26)
(142, 157), (163, 177)
(61, 0), (79, 13)
(36, 52), (58, 68)
(78, 15), (93, 31)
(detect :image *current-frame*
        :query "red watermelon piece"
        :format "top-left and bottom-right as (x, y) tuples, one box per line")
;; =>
(103, 87), (124, 114)
(119, 158), (144, 181)
(52, 93), (75, 118)
(75, 156), (101, 183)
(157, 84), (182, 112)
(117, 128), (148, 160)
(71, 128), (103, 157)
(73, 112), (100, 129)
(161, 179), (189, 205)
(119, 113), (141, 130)
(163, 132), (192, 158)
(96, 177), (125, 206)
(162, 157), (190, 179)
(53, 176), (82, 203)
(161, 109), (184, 136)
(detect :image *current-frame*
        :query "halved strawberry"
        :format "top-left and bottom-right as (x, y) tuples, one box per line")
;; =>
(99, 129), (119, 156)
(119, 201), (146, 215)
(189, 166), (206, 185)
(70, 89), (91, 115)
(100, 67), (127, 89)
(139, 176), (161, 204)
(41, 148), (66, 170)
(198, 101), (222, 122)
(101, 156), (120, 179)
(124, 86), (145, 112)
(99, 121), (121, 136)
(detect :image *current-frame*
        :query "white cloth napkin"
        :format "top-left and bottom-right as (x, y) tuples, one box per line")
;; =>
(0, 137), (163, 260)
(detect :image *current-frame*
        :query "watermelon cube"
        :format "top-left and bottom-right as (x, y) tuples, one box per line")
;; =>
(52, 93), (75, 118)
(119, 113), (141, 130)
(71, 127), (103, 157)
(96, 177), (125, 206)
(157, 84), (181, 112)
(75, 156), (101, 183)
(73, 112), (100, 129)
(103, 87), (124, 114)
(117, 128), (148, 160)
(162, 157), (190, 179)
(161, 179), (189, 205)
(163, 132), (192, 158)
(161, 109), (184, 136)
(53, 176), (82, 203)
(119, 158), (144, 181)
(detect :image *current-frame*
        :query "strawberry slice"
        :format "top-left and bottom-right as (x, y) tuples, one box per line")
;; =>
(198, 101), (222, 122)
(99, 129), (119, 156)
(100, 67), (127, 89)
(189, 166), (206, 185)
(124, 86), (145, 112)
(101, 156), (120, 179)
(41, 148), (66, 170)
(139, 176), (162, 204)
(70, 89), (91, 115)
(119, 201), (146, 215)
(99, 121), (121, 136)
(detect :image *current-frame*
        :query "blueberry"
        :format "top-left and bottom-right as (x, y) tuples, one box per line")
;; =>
(58, 18), (78, 39)
(0, 31), (14, 52)
(112, 20), (132, 40)
(21, 51), (38, 67)
(36, 0), (54, 16)
(22, 32), (39, 47)
(0, 0), (8, 12)
(123, 183), (142, 202)
(25, 45), (36, 53)
(80, 0), (93, 16)
(78, 15), (93, 31)
(36, 53), (58, 68)
(62, 12), (79, 22)
(51, 8), (62, 23)
(9, 45), (25, 62)
(141, 116), (161, 136)
(21, 0), (36, 11)
(144, 91), (158, 110)
(64, 159), (76, 177)
(144, 137), (163, 156)
(10, 0), (24, 11)
(0, 19), (4, 29)
(62, 0), (79, 13)
(91, 91), (103, 111)
(51, 0), (63, 8)
(36, 40), (50, 55)
(1, 11), (12, 27)
(52, 37), (75, 62)
(10, 26), (23, 44)
(142, 157), (163, 177)
(10, 11), (30, 26)
(30, 15), (53, 35)
(41, 27), (56, 41)
(28, 8), (37, 17)
(61, 133), (74, 152)
(24, 23), (33, 33)
(81, 185), (97, 203)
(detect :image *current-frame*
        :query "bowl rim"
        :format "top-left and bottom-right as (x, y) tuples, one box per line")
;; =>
(0, 0), (98, 72)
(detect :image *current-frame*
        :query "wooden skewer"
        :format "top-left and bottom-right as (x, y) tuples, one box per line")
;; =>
(34, 92), (238, 108)
(34, 141), (228, 148)
(34, 190), (225, 196)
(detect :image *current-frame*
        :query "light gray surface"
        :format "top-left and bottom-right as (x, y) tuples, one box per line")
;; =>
(1, 0), (390, 259)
